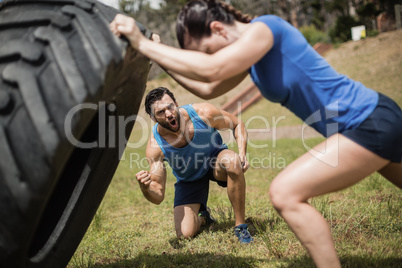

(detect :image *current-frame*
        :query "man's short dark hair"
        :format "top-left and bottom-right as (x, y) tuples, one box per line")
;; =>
(145, 87), (177, 116)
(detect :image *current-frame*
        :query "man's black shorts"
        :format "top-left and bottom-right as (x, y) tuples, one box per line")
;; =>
(173, 150), (227, 211)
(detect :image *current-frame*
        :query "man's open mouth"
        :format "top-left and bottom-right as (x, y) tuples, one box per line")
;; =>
(169, 119), (177, 127)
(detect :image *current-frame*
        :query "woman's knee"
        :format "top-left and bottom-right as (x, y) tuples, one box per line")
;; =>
(269, 182), (286, 212)
(269, 179), (301, 213)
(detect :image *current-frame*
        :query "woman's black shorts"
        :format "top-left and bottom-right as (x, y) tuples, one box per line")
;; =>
(342, 93), (402, 163)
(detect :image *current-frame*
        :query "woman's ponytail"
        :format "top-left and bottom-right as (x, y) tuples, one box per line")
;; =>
(218, 1), (252, 23)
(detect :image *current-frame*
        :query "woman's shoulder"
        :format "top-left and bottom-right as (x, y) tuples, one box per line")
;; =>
(251, 15), (291, 36)
(252, 15), (285, 24)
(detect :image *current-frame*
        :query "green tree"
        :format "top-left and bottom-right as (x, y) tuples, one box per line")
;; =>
(329, 15), (359, 42)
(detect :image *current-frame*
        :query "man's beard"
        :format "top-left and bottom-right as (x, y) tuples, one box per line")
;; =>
(157, 111), (181, 132)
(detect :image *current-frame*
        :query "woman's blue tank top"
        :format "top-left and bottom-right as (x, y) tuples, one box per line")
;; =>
(249, 15), (379, 137)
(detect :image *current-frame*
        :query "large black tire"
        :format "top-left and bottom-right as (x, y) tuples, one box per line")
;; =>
(0, 1), (151, 267)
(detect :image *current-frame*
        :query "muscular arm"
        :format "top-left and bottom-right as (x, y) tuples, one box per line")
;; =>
(136, 136), (167, 205)
(166, 69), (248, 100)
(194, 103), (249, 171)
(111, 15), (273, 83)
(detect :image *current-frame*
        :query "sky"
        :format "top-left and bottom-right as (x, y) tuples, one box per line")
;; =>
(97, 0), (163, 10)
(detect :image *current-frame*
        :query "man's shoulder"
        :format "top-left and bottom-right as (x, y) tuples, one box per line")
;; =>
(191, 102), (220, 118)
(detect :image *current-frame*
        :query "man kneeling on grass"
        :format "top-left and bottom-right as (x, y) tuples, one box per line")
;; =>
(135, 87), (253, 243)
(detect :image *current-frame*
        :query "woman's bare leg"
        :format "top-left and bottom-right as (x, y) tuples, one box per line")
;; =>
(378, 162), (402, 188)
(269, 134), (389, 268)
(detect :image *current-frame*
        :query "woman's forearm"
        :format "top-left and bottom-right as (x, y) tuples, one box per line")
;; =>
(111, 14), (210, 79)
(139, 38), (221, 82)
(112, 15), (271, 83)
(167, 69), (248, 99)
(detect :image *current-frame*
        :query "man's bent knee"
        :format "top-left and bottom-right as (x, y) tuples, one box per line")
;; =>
(175, 224), (198, 239)
(217, 150), (243, 175)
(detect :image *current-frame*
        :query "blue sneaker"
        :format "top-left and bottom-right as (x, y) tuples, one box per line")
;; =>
(234, 224), (253, 244)
(198, 207), (216, 225)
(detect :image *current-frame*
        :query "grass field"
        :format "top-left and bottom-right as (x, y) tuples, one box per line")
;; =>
(68, 30), (402, 267)
(69, 140), (401, 267)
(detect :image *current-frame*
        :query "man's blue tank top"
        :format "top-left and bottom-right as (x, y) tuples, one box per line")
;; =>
(249, 15), (379, 137)
(152, 104), (227, 182)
